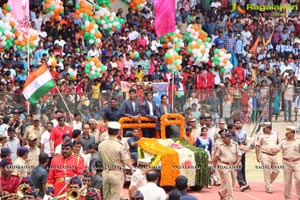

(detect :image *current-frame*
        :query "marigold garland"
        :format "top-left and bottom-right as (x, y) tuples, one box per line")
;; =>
(150, 155), (162, 167)
(160, 114), (185, 139)
(119, 117), (156, 137)
(138, 138), (180, 186)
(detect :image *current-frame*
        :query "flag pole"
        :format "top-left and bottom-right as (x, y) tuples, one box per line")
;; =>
(54, 82), (73, 118)
(26, 21), (30, 115)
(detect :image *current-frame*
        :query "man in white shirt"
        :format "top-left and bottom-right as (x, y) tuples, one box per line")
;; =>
(72, 113), (82, 131)
(138, 170), (167, 200)
(241, 25), (252, 47)
(128, 25), (139, 41)
(41, 122), (53, 160)
(32, 12), (43, 31)
(54, 34), (66, 49)
(87, 44), (100, 58)
(6, 127), (20, 161)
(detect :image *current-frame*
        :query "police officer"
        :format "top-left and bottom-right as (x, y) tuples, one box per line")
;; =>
(129, 158), (150, 199)
(98, 122), (134, 200)
(255, 122), (281, 194)
(212, 132), (241, 200)
(281, 126), (300, 200)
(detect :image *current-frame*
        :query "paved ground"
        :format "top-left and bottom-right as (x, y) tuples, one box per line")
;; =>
(123, 181), (299, 199)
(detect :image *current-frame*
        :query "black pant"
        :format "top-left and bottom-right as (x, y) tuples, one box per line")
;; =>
(237, 153), (247, 187)
(142, 128), (155, 138)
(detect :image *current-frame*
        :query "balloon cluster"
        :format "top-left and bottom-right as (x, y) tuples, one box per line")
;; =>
(211, 48), (233, 73)
(129, 51), (139, 59)
(96, 0), (111, 7)
(185, 25), (210, 43)
(187, 39), (212, 65)
(84, 57), (107, 79)
(123, 0), (145, 12)
(14, 29), (40, 52)
(0, 6), (15, 51)
(164, 49), (182, 73)
(75, 1), (103, 46)
(43, 0), (64, 21)
(159, 30), (184, 52)
(68, 68), (77, 81)
(95, 7), (124, 35)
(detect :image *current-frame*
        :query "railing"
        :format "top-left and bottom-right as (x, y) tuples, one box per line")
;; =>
(1, 87), (299, 126)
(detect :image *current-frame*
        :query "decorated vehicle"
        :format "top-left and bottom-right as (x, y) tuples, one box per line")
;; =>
(120, 114), (210, 191)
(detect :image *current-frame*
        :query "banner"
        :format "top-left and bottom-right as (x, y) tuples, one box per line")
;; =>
(151, 82), (169, 105)
(8, 0), (30, 34)
(154, 0), (176, 37)
(120, 81), (134, 93)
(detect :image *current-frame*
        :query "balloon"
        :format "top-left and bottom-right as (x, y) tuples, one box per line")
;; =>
(85, 57), (106, 79)
(164, 49), (182, 73)
(94, 7), (124, 36)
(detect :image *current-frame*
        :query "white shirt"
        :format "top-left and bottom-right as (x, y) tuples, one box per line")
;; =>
(54, 39), (66, 49)
(241, 30), (252, 47)
(139, 182), (167, 200)
(147, 101), (154, 116)
(32, 17), (43, 31)
(41, 131), (51, 157)
(72, 120), (82, 131)
(128, 31), (139, 41)
(87, 49), (100, 58)
(7, 137), (20, 161)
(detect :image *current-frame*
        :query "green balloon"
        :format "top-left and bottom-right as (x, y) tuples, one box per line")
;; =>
(168, 68), (173, 73)
(160, 37), (165, 44)
(214, 61), (219, 66)
(206, 37), (211, 42)
(101, 65), (106, 71)
(49, 5), (54, 11)
(94, 4), (99, 11)
(116, 26), (121, 30)
(134, 53), (139, 59)
(88, 74), (94, 79)
(174, 60), (179, 65)
(95, 71), (100, 77)
(88, 16), (93, 21)
(85, 63), (91, 69)
(175, 47), (180, 52)
(214, 49), (220, 54)
(96, 19), (101, 25)
(75, 4), (80, 9)
(220, 67), (225, 73)
(6, 5), (11, 12)
(177, 92), (183, 98)
(187, 48), (192, 54)
(164, 52), (170, 59)
(119, 18), (124, 24)
(136, 3), (141, 8)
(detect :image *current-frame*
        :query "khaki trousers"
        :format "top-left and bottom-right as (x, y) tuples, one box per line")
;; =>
(219, 167), (234, 199)
(283, 160), (300, 200)
(260, 153), (280, 189)
(102, 170), (123, 200)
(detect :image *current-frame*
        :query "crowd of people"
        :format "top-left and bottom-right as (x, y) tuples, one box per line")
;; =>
(0, 0), (300, 199)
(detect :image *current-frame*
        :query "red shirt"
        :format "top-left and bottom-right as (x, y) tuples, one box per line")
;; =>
(47, 154), (85, 196)
(232, 66), (245, 81)
(0, 175), (20, 193)
(50, 125), (73, 149)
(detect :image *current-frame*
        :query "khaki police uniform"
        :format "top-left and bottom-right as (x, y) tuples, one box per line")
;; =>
(281, 126), (300, 200)
(215, 140), (242, 199)
(255, 123), (281, 192)
(98, 122), (131, 200)
(13, 156), (28, 178)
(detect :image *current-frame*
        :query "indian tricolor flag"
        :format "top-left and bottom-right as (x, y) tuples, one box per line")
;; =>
(23, 65), (55, 104)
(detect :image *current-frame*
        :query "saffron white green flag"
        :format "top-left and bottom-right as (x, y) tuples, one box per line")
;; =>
(23, 64), (55, 104)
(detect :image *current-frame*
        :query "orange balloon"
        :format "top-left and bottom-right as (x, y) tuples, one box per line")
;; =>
(20, 41), (26, 46)
(51, 61), (57, 67)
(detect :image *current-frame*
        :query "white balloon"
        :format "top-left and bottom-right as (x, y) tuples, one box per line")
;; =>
(89, 39), (94, 44)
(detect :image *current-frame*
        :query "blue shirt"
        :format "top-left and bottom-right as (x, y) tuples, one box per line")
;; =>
(128, 137), (139, 153)
(237, 128), (247, 154)
(180, 191), (198, 200)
